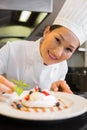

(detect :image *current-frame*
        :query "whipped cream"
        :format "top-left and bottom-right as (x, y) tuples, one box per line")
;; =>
(22, 89), (57, 108)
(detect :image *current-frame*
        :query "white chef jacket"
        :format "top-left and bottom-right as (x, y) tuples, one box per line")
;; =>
(0, 39), (68, 90)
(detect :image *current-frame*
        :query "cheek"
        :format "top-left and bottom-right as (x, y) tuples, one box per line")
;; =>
(62, 52), (73, 60)
(65, 53), (73, 60)
(40, 42), (48, 57)
(44, 37), (55, 46)
(42, 42), (51, 51)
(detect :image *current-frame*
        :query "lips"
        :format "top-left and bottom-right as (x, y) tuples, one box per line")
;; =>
(48, 51), (57, 60)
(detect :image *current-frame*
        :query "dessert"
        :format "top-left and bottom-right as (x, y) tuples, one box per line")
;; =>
(11, 87), (68, 112)
(22, 87), (58, 108)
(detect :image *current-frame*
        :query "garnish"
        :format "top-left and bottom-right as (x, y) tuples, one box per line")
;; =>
(42, 90), (50, 96)
(25, 94), (30, 100)
(12, 79), (30, 96)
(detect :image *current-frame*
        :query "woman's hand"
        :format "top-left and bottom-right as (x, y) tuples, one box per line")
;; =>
(0, 75), (15, 94)
(51, 80), (73, 94)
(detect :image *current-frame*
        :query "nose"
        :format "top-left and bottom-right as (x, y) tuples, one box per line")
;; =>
(53, 46), (63, 57)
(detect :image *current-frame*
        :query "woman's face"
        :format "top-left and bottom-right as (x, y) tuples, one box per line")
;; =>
(40, 26), (79, 65)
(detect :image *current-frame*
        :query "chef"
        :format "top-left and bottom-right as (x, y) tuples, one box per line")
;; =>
(0, 0), (87, 94)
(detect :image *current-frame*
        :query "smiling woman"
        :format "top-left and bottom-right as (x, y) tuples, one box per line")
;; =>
(0, 0), (87, 95)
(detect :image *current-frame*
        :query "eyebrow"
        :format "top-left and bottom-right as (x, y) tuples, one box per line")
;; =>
(59, 34), (64, 41)
(69, 45), (76, 49)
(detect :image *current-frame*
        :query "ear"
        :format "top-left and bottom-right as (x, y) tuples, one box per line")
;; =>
(43, 26), (50, 38)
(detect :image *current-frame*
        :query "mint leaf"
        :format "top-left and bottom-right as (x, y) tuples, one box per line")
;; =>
(12, 79), (20, 86)
(14, 86), (23, 96)
(12, 79), (30, 96)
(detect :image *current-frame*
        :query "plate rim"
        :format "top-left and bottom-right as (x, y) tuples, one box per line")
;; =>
(0, 91), (87, 121)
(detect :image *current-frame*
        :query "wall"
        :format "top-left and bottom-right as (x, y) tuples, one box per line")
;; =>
(67, 51), (84, 67)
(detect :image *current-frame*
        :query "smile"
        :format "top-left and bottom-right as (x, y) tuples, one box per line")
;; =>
(48, 51), (57, 60)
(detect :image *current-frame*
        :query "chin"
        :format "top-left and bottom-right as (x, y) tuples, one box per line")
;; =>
(43, 58), (59, 65)
(44, 61), (57, 65)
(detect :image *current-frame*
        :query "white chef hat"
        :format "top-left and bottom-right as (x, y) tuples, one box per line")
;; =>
(53, 0), (87, 46)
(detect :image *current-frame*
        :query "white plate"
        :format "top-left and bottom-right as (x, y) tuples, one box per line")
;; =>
(0, 91), (87, 121)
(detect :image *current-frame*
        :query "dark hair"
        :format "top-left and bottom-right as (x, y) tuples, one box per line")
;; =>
(49, 25), (62, 31)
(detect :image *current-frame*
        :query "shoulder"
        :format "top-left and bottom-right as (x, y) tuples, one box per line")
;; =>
(61, 60), (68, 67)
(4, 40), (39, 50)
(60, 60), (68, 73)
(60, 60), (68, 69)
(5, 38), (41, 46)
(6, 40), (35, 46)
(55, 60), (68, 72)
(55, 60), (68, 68)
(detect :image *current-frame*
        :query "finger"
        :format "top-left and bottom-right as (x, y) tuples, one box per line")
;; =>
(51, 82), (58, 92)
(0, 83), (13, 94)
(0, 75), (15, 89)
(58, 81), (73, 94)
(63, 85), (73, 94)
(52, 80), (73, 94)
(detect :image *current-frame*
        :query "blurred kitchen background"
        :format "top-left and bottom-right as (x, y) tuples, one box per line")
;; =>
(0, 0), (87, 92)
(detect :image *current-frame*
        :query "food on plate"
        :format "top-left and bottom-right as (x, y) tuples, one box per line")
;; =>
(11, 86), (68, 112)
(22, 86), (58, 107)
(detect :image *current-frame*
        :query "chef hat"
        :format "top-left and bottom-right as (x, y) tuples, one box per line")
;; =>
(53, 0), (87, 46)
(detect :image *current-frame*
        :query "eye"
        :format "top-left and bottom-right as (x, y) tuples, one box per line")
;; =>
(55, 38), (61, 44)
(66, 48), (72, 52)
